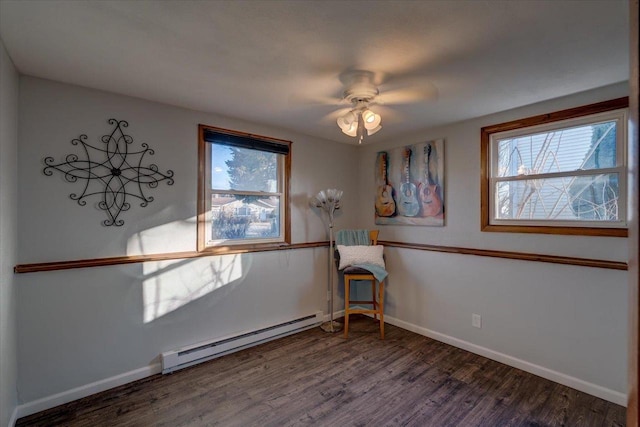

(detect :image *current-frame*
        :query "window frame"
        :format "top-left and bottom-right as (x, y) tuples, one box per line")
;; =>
(480, 97), (629, 237)
(197, 124), (291, 253)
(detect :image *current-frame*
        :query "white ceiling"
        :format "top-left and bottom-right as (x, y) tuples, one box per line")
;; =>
(0, 0), (629, 144)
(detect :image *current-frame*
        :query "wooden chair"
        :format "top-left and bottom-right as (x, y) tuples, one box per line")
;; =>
(342, 230), (385, 339)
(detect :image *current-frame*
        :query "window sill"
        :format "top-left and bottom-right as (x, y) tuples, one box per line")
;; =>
(481, 224), (628, 237)
(198, 241), (293, 255)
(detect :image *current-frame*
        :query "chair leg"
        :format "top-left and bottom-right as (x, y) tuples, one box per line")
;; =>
(344, 276), (350, 338)
(371, 279), (377, 320)
(379, 280), (385, 340)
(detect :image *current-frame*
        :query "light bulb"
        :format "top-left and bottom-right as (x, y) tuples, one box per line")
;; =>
(363, 111), (381, 130)
(362, 109), (376, 123)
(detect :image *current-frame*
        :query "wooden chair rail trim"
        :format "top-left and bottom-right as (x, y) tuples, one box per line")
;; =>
(13, 241), (328, 274)
(379, 240), (627, 271)
(15, 240), (626, 274)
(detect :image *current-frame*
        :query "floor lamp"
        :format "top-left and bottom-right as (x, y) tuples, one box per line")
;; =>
(311, 189), (343, 333)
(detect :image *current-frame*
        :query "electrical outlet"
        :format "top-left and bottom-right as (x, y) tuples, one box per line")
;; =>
(472, 313), (482, 328)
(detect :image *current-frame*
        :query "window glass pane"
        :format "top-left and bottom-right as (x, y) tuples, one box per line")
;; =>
(495, 173), (619, 221)
(210, 193), (280, 240)
(496, 121), (617, 178)
(210, 144), (278, 192)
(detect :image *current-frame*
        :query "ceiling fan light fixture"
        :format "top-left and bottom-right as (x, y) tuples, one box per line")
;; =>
(362, 109), (376, 123)
(333, 71), (391, 143)
(362, 110), (381, 129)
(367, 124), (382, 136)
(337, 107), (381, 142)
(337, 111), (356, 131)
(342, 122), (357, 137)
(356, 113), (366, 144)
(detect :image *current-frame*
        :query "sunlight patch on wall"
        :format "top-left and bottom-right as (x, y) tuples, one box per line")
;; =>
(127, 217), (195, 256)
(142, 254), (242, 323)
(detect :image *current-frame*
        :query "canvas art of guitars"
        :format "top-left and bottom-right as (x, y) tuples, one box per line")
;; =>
(374, 140), (444, 226)
(375, 152), (397, 217)
(418, 143), (443, 218)
(397, 147), (420, 217)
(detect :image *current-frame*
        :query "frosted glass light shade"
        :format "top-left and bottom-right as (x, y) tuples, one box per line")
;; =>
(336, 107), (381, 141)
(362, 109), (376, 123)
(337, 111), (356, 131)
(363, 110), (381, 129)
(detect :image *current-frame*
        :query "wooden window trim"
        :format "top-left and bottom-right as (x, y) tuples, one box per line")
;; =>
(197, 124), (292, 252)
(481, 97), (629, 237)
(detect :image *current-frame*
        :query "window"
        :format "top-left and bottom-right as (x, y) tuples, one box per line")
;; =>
(197, 125), (291, 252)
(481, 98), (628, 236)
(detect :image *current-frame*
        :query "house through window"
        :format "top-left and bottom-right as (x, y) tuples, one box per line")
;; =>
(481, 98), (628, 236)
(198, 125), (291, 251)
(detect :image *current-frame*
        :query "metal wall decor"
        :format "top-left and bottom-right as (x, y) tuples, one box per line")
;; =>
(43, 119), (174, 226)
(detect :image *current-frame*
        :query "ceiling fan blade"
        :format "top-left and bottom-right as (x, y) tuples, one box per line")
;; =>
(370, 105), (404, 123)
(338, 69), (389, 87)
(376, 81), (438, 105)
(320, 108), (352, 124)
(288, 93), (343, 106)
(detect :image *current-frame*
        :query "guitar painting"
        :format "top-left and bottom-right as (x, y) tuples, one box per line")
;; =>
(418, 143), (443, 218)
(374, 139), (444, 226)
(397, 147), (420, 217)
(375, 152), (396, 217)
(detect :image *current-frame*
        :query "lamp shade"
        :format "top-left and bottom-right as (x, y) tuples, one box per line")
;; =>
(337, 111), (356, 131)
(362, 109), (381, 129)
(341, 120), (357, 136)
(336, 106), (382, 142)
(367, 124), (382, 136)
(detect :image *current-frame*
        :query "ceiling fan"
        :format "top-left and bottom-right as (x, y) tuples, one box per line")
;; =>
(299, 69), (438, 144)
(336, 70), (383, 144)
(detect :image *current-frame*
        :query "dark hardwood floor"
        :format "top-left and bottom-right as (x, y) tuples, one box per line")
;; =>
(17, 315), (625, 427)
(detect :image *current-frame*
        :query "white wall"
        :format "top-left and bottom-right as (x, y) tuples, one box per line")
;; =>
(14, 76), (631, 411)
(16, 77), (359, 404)
(357, 82), (629, 401)
(0, 38), (19, 426)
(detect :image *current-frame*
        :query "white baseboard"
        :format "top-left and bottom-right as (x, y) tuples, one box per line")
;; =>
(379, 313), (627, 406)
(325, 309), (345, 322)
(14, 364), (162, 421)
(14, 311), (340, 421)
(13, 309), (624, 424)
(8, 406), (19, 427)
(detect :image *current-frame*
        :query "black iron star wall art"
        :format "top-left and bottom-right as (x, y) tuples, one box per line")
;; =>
(44, 119), (174, 226)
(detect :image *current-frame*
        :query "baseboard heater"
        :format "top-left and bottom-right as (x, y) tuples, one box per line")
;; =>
(161, 311), (323, 374)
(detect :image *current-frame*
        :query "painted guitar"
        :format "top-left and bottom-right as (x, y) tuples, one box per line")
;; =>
(418, 143), (443, 217)
(375, 152), (397, 217)
(397, 147), (420, 217)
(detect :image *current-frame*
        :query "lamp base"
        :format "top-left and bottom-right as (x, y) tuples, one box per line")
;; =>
(320, 320), (343, 333)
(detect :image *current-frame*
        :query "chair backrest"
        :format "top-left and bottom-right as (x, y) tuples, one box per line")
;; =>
(333, 230), (379, 252)
(334, 230), (380, 270)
